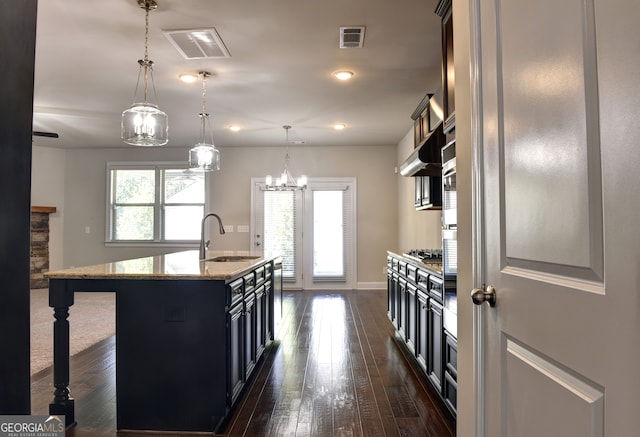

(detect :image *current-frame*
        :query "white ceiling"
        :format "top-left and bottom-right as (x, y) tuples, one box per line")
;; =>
(32, 0), (443, 150)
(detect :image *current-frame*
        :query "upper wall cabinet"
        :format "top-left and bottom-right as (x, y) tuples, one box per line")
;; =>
(411, 88), (444, 150)
(436, 0), (455, 133)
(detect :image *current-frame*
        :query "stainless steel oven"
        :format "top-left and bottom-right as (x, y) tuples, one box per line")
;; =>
(442, 140), (456, 227)
(441, 140), (457, 280)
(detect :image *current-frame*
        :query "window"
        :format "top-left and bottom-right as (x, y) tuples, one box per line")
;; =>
(107, 163), (206, 244)
(312, 190), (346, 281)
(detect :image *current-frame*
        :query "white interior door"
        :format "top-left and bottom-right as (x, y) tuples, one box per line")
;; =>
(472, 0), (640, 435)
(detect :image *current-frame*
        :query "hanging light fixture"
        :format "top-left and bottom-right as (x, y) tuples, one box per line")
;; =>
(264, 125), (307, 191)
(121, 0), (168, 147)
(188, 72), (221, 172)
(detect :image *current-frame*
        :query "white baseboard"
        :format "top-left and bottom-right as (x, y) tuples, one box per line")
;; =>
(356, 282), (386, 290)
(284, 282), (387, 291)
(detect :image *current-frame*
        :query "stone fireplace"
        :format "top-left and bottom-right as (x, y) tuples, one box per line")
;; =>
(30, 206), (56, 289)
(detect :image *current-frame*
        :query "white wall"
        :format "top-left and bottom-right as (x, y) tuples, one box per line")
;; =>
(32, 128), (449, 286)
(396, 129), (442, 251)
(31, 146), (65, 271)
(50, 143), (396, 286)
(453, 0), (473, 434)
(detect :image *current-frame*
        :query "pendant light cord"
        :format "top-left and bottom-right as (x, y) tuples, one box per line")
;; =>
(199, 72), (213, 144)
(284, 125), (291, 173)
(200, 74), (207, 143)
(142, 2), (150, 103)
(132, 1), (160, 106)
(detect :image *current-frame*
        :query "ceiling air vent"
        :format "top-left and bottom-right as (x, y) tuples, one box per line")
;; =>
(163, 28), (231, 59)
(339, 26), (366, 49)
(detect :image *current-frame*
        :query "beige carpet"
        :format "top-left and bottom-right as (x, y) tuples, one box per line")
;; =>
(30, 288), (116, 375)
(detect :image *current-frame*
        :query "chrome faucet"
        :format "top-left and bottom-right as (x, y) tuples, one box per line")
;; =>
(199, 213), (226, 260)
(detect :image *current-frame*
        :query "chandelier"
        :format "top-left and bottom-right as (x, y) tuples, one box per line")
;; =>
(264, 126), (307, 191)
(188, 72), (221, 172)
(121, 0), (168, 147)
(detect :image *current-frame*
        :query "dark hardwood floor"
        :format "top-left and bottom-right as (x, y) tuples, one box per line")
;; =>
(31, 289), (455, 437)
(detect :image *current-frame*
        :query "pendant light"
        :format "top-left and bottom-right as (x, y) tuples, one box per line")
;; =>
(264, 126), (307, 191)
(121, 0), (168, 147)
(188, 72), (221, 172)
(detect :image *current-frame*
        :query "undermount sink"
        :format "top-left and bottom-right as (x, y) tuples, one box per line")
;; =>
(205, 255), (261, 263)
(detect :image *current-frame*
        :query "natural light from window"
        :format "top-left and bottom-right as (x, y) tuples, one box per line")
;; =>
(313, 190), (344, 278)
(263, 191), (297, 279)
(108, 165), (205, 243)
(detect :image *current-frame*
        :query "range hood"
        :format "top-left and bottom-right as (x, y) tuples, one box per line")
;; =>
(399, 122), (445, 177)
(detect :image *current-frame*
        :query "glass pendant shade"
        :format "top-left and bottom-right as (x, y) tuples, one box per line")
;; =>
(122, 103), (168, 146)
(122, 0), (168, 147)
(189, 142), (220, 171)
(188, 72), (221, 172)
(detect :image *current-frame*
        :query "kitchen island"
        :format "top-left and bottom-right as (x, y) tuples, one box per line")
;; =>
(45, 250), (282, 434)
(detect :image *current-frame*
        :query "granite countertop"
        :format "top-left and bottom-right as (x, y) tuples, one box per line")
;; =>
(388, 249), (457, 327)
(45, 250), (276, 281)
(387, 250), (444, 277)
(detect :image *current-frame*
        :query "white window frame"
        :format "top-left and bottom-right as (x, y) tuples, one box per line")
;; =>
(250, 180), (305, 288)
(303, 178), (356, 290)
(250, 177), (356, 290)
(105, 161), (208, 247)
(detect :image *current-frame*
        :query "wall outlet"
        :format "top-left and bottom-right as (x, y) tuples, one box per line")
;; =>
(224, 225), (234, 233)
(84, 226), (91, 234)
(237, 225), (249, 233)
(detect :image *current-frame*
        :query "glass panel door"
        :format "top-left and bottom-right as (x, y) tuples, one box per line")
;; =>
(251, 181), (303, 289)
(251, 177), (355, 291)
(263, 190), (299, 282)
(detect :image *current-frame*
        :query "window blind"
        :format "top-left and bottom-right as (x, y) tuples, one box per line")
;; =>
(263, 190), (297, 279)
(312, 187), (349, 282)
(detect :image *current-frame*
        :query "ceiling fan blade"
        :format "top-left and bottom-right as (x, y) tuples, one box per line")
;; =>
(32, 131), (59, 138)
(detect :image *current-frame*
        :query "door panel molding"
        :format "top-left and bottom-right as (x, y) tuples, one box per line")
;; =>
(495, 0), (604, 282)
(502, 266), (604, 295)
(503, 337), (604, 437)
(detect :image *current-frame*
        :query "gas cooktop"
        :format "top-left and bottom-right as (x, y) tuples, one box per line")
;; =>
(403, 249), (443, 263)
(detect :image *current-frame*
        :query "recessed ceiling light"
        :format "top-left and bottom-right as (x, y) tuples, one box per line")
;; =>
(334, 70), (354, 81)
(228, 125), (241, 132)
(334, 123), (346, 130)
(179, 73), (198, 83)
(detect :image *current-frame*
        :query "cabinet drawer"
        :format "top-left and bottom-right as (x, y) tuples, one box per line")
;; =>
(397, 261), (407, 276)
(406, 264), (418, 284)
(255, 265), (266, 285)
(227, 278), (244, 308)
(244, 272), (256, 291)
(265, 263), (273, 280)
(428, 275), (443, 304)
(416, 269), (429, 291)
